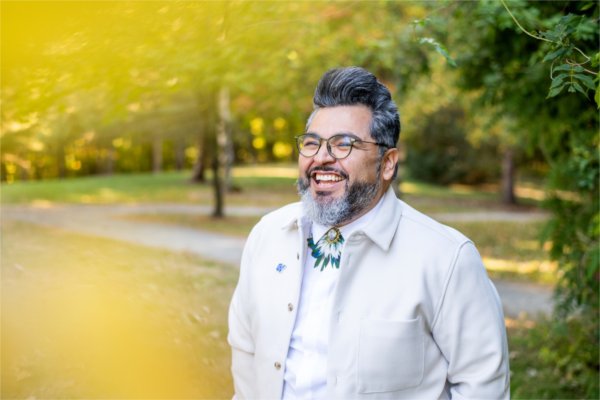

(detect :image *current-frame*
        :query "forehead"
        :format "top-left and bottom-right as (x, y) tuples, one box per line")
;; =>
(307, 105), (372, 138)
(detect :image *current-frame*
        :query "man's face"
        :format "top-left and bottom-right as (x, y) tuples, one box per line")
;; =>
(297, 105), (391, 226)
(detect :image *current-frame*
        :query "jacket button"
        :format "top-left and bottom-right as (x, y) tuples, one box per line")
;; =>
(274, 361), (282, 370)
(288, 303), (294, 312)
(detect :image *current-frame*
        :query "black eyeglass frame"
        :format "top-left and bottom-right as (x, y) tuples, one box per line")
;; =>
(294, 133), (390, 160)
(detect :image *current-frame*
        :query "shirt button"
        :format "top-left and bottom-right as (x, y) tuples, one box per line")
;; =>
(274, 361), (281, 370)
(296, 252), (300, 260)
(288, 303), (294, 312)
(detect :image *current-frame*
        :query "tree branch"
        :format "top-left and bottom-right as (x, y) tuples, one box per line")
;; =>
(500, 0), (554, 44)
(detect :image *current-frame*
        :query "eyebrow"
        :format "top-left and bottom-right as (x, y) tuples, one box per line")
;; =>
(304, 131), (361, 140)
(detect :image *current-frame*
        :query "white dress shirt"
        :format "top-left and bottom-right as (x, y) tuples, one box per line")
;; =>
(283, 198), (384, 400)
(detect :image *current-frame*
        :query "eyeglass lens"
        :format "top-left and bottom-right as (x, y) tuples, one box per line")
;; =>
(297, 134), (354, 159)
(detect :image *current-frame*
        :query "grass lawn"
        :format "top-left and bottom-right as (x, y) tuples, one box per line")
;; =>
(2, 165), (543, 212)
(1, 220), (237, 399)
(1, 167), (299, 207)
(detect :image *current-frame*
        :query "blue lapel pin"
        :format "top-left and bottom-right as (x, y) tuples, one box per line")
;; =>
(276, 263), (287, 273)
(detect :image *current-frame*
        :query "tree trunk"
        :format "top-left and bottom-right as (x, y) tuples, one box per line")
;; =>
(501, 148), (516, 205)
(190, 131), (207, 182)
(217, 86), (235, 191)
(212, 150), (224, 218)
(152, 136), (162, 173)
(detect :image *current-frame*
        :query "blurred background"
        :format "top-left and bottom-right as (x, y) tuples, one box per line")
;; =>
(1, 1), (598, 399)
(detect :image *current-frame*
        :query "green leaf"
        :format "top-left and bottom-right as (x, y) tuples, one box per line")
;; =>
(550, 73), (569, 88)
(418, 37), (457, 67)
(543, 47), (570, 63)
(573, 74), (596, 91)
(540, 30), (561, 42)
(547, 84), (567, 98)
(553, 64), (574, 73)
(580, 1), (595, 11)
(595, 83), (600, 109)
(572, 81), (587, 95)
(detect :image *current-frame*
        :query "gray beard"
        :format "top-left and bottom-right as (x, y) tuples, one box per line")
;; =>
(297, 175), (381, 226)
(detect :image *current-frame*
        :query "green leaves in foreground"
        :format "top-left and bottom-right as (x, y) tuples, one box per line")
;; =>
(547, 63), (598, 101)
(539, 13), (599, 105)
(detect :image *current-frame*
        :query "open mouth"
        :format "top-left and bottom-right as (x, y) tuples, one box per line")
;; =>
(310, 169), (347, 189)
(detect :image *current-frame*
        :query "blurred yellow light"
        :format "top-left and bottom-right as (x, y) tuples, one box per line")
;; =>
(29, 140), (45, 151)
(273, 117), (287, 130)
(83, 131), (96, 141)
(250, 118), (264, 135)
(2, 271), (197, 398)
(252, 137), (266, 150)
(127, 102), (141, 112)
(185, 146), (199, 161)
(287, 50), (298, 61)
(272, 141), (292, 159)
(5, 163), (17, 174)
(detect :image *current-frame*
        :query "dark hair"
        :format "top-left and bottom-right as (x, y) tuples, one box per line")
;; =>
(308, 66), (401, 151)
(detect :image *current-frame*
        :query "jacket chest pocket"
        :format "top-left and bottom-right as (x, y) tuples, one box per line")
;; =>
(357, 317), (424, 394)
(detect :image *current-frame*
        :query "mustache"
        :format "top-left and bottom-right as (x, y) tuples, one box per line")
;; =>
(305, 166), (349, 180)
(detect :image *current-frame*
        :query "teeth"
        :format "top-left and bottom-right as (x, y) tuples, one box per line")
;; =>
(315, 174), (343, 182)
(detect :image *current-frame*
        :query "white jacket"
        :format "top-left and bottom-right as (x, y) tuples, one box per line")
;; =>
(228, 187), (510, 399)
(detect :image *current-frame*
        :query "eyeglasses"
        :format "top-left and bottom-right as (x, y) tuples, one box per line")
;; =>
(295, 133), (389, 160)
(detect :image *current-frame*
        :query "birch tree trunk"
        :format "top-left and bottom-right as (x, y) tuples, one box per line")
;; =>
(217, 86), (234, 192)
(191, 109), (208, 182)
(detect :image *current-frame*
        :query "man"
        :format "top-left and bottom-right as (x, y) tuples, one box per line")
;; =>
(228, 67), (510, 399)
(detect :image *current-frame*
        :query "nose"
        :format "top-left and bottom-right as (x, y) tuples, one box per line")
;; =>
(313, 140), (335, 164)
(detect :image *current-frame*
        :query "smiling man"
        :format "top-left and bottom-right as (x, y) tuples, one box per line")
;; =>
(228, 67), (510, 399)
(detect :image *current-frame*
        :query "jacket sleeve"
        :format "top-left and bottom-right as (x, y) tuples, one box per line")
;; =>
(431, 241), (510, 399)
(228, 224), (260, 399)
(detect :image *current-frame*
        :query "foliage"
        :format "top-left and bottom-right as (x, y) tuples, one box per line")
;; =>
(509, 316), (599, 399)
(427, 1), (599, 317)
(498, 0), (599, 102)
(405, 105), (500, 185)
(425, 3), (599, 397)
(1, 1), (432, 182)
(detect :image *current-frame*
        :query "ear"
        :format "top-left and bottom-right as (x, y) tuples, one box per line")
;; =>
(381, 148), (399, 181)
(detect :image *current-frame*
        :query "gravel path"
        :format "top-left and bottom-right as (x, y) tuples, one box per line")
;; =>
(2, 203), (553, 318)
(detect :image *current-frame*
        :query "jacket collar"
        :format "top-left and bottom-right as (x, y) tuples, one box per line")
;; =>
(361, 186), (403, 251)
(281, 186), (403, 251)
